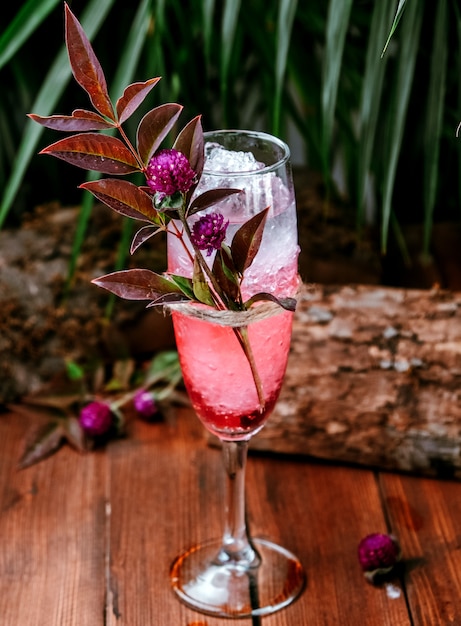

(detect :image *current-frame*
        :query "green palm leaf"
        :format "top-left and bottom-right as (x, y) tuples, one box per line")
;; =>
(382, 0), (408, 57)
(422, 0), (448, 257)
(273, 0), (298, 136)
(220, 0), (242, 126)
(356, 0), (395, 226)
(0, 0), (61, 70)
(0, 0), (116, 228)
(380, 0), (423, 252)
(321, 0), (354, 188)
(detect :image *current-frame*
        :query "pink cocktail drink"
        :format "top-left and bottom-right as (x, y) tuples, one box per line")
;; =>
(173, 308), (293, 440)
(169, 131), (305, 618)
(169, 130), (299, 439)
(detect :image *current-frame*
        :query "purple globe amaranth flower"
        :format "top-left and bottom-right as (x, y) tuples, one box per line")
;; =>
(146, 149), (196, 199)
(133, 389), (158, 420)
(191, 212), (229, 256)
(358, 533), (401, 583)
(79, 401), (113, 437)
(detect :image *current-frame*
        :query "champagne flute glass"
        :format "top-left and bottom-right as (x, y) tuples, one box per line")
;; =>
(168, 130), (305, 618)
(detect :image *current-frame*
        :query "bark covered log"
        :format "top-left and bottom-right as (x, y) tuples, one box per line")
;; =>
(252, 283), (461, 479)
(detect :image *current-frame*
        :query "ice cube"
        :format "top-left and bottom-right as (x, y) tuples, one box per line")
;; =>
(204, 142), (265, 173)
(198, 144), (292, 218)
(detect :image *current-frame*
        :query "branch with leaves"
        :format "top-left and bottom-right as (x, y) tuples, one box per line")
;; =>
(29, 3), (296, 414)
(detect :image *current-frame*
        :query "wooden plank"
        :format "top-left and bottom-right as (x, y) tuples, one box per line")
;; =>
(0, 412), (106, 626)
(107, 407), (411, 624)
(381, 473), (461, 625)
(253, 283), (461, 478)
(247, 457), (411, 626)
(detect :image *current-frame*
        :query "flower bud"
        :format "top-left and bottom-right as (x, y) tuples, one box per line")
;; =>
(358, 533), (401, 583)
(133, 389), (158, 420)
(191, 212), (229, 256)
(79, 401), (113, 437)
(146, 148), (196, 199)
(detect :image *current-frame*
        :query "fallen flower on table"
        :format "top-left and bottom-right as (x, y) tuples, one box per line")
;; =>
(10, 350), (187, 469)
(357, 533), (402, 584)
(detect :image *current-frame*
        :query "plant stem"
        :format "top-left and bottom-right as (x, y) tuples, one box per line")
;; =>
(169, 220), (195, 266)
(176, 203), (266, 412)
(233, 326), (266, 412)
(178, 205), (229, 309)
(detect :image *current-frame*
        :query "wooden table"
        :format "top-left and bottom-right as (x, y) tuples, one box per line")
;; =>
(1, 406), (461, 625)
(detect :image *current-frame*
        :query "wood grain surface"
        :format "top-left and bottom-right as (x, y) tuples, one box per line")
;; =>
(255, 283), (461, 479)
(2, 406), (461, 624)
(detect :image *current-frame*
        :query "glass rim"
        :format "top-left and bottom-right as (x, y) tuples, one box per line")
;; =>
(202, 129), (291, 177)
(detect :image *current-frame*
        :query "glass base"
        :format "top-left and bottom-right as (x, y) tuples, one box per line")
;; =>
(170, 537), (306, 618)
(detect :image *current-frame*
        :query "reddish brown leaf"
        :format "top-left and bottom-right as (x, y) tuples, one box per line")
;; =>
(244, 292), (297, 311)
(187, 188), (242, 217)
(21, 393), (82, 411)
(116, 78), (161, 124)
(173, 115), (204, 177)
(130, 224), (163, 254)
(62, 416), (87, 452)
(80, 178), (158, 222)
(40, 133), (139, 174)
(28, 109), (114, 132)
(64, 3), (115, 120)
(92, 269), (183, 300)
(137, 103), (183, 165)
(19, 420), (66, 469)
(231, 207), (269, 274)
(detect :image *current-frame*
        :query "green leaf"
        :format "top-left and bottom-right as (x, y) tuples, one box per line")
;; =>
(92, 268), (183, 301)
(137, 103), (183, 165)
(422, 0), (448, 257)
(40, 133), (139, 174)
(66, 360), (85, 381)
(380, 0), (423, 251)
(382, 0), (408, 57)
(321, 0), (353, 182)
(110, 0), (154, 104)
(80, 178), (158, 222)
(220, 0), (242, 125)
(169, 274), (195, 300)
(231, 207), (269, 274)
(146, 350), (181, 382)
(202, 0), (216, 69)
(64, 3), (115, 121)
(0, 0), (116, 228)
(192, 257), (215, 306)
(105, 359), (135, 391)
(273, 0), (298, 135)
(0, 0), (60, 70)
(356, 0), (395, 224)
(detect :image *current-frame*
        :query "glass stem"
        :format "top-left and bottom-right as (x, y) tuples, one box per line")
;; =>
(215, 439), (260, 568)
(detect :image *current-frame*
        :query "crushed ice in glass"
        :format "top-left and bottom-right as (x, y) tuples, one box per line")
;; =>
(204, 142), (265, 173)
(198, 143), (291, 218)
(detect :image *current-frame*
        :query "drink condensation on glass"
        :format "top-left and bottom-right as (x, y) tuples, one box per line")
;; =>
(168, 130), (305, 618)
(168, 130), (300, 440)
